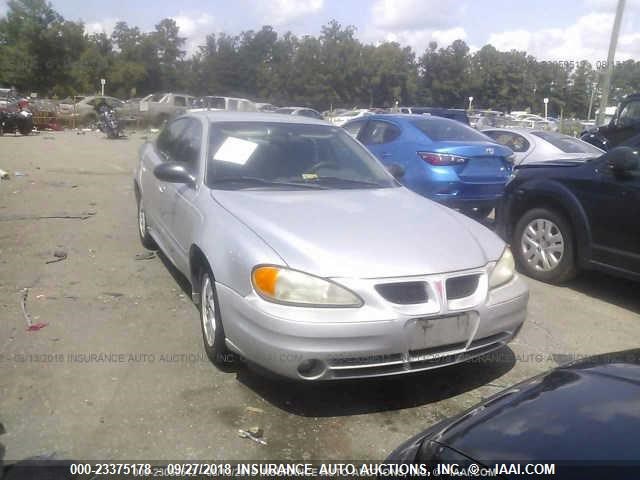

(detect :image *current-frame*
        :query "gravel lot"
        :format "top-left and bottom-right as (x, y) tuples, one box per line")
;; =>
(1, 130), (639, 462)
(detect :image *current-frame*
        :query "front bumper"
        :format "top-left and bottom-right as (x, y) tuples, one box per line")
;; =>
(216, 269), (528, 381)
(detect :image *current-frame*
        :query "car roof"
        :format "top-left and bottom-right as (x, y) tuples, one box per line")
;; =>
(359, 113), (463, 123)
(187, 111), (329, 125)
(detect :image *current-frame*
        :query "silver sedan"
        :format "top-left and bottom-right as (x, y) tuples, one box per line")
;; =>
(482, 128), (604, 165)
(134, 112), (528, 381)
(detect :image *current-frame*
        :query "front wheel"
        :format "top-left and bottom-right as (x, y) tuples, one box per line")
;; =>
(18, 117), (33, 135)
(136, 196), (157, 249)
(513, 207), (578, 283)
(200, 270), (233, 365)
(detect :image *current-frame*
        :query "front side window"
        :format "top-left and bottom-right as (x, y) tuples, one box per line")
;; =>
(156, 118), (189, 160)
(618, 101), (640, 128)
(206, 122), (397, 190)
(173, 119), (203, 167)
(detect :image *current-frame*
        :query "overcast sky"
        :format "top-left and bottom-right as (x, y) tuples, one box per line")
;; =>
(3, 0), (639, 61)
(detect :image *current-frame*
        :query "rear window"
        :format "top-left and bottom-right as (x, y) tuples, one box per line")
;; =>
(531, 131), (603, 155)
(411, 118), (489, 142)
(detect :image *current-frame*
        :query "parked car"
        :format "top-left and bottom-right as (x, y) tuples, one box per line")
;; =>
(329, 109), (373, 127)
(255, 102), (278, 112)
(274, 106), (323, 119)
(581, 94), (640, 151)
(398, 107), (470, 125)
(387, 349), (640, 471)
(482, 128), (604, 165)
(496, 146), (640, 283)
(343, 114), (513, 218)
(134, 112), (528, 380)
(138, 92), (195, 125)
(508, 113), (559, 131)
(189, 96), (257, 113)
(56, 95), (137, 125)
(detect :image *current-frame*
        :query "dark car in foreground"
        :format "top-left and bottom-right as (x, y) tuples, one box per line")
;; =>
(496, 146), (639, 283)
(387, 349), (640, 477)
(343, 114), (513, 217)
(581, 93), (640, 150)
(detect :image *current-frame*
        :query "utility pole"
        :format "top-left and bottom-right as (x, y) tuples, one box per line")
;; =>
(597, 0), (625, 125)
(587, 82), (597, 121)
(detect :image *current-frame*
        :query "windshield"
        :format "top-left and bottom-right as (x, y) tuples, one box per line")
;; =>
(206, 122), (397, 190)
(532, 131), (604, 155)
(411, 117), (489, 142)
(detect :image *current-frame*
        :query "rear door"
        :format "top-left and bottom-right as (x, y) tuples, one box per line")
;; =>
(358, 119), (403, 165)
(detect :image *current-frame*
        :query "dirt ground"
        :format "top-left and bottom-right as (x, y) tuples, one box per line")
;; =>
(1, 130), (639, 462)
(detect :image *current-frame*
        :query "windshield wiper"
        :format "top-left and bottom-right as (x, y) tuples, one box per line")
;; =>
(309, 177), (388, 188)
(212, 176), (327, 189)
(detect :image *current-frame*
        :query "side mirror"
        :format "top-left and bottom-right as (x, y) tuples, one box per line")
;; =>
(607, 146), (639, 176)
(153, 162), (195, 185)
(386, 163), (405, 180)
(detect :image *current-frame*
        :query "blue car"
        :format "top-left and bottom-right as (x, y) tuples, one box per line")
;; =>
(343, 114), (513, 216)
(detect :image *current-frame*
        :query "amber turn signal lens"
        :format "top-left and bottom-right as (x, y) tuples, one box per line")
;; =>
(252, 266), (280, 297)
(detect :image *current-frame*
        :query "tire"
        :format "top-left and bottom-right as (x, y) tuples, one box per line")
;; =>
(18, 117), (33, 135)
(513, 207), (578, 284)
(136, 195), (157, 250)
(156, 114), (169, 127)
(465, 207), (493, 220)
(199, 269), (233, 365)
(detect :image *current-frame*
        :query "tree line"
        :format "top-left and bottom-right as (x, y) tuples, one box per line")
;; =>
(1, 0), (639, 117)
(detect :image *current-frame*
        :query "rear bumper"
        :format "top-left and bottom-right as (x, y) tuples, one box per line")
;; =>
(433, 194), (501, 211)
(216, 274), (528, 381)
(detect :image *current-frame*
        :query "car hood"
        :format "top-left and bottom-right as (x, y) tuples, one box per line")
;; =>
(211, 187), (504, 278)
(435, 349), (640, 462)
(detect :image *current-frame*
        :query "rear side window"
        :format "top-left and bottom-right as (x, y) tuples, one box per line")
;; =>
(174, 96), (186, 107)
(343, 120), (367, 138)
(484, 131), (530, 153)
(531, 131), (603, 155)
(411, 118), (488, 142)
(360, 120), (401, 144)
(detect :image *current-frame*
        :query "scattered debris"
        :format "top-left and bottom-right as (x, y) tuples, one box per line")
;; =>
(135, 251), (156, 260)
(245, 406), (264, 414)
(247, 426), (263, 438)
(21, 288), (48, 331)
(20, 288), (33, 326)
(103, 292), (124, 298)
(27, 322), (48, 331)
(238, 429), (267, 445)
(149, 128), (159, 133)
(14, 171), (27, 177)
(0, 169), (9, 179)
(46, 249), (68, 264)
(0, 212), (95, 221)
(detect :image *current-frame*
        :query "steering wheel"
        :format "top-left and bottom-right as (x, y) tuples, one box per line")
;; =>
(309, 161), (338, 173)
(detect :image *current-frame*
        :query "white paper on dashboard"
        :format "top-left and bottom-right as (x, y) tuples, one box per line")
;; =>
(213, 137), (258, 165)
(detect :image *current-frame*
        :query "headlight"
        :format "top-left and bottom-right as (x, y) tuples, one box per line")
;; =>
(489, 247), (515, 289)
(251, 266), (362, 307)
